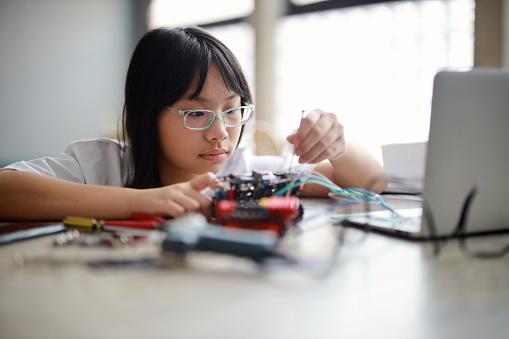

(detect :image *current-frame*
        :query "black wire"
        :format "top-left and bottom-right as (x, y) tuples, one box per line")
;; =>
(460, 241), (509, 259)
(332, 177), (509, 259)
(421, 196), (446, 255)
(455, 181), (509, 259)
(452, 181), (484, 237)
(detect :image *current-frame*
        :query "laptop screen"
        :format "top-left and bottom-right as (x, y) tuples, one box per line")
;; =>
(422, 69), (509, 236)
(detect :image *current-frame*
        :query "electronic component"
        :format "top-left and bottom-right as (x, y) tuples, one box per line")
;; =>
(161, 172), (304, 260)
(215, 196), (301, 235)
(216, 170), (303, 201)
(161, 213), (279, 260)
(212, 171), (304, 235)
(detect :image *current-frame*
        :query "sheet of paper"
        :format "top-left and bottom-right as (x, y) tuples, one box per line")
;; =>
(382, 142), (427, 193)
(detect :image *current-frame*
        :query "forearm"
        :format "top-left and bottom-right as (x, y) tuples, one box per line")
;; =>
(301, 142), (387, 197)
(329, 141), (387, 193)
(0, 170), (139, 221)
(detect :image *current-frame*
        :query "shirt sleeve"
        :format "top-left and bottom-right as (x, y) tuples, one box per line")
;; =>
(1, 138), (131, 187)
(1, 153), (87, 183)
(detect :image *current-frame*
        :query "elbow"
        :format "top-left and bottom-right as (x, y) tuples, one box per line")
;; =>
(366, 168), (388, 194)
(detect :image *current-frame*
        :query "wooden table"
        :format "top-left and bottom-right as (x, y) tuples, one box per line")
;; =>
(1, 197), (509, 339)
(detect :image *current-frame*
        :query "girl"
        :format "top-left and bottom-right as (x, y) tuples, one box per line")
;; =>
(0, 27), (387, 221)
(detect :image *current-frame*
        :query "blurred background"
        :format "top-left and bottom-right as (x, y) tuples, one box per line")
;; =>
(1, 0), (507, 167)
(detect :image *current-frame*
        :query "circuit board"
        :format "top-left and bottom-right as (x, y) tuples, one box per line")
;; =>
(213, 171), (304, 235)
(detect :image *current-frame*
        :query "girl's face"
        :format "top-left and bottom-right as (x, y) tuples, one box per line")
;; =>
(156, 65), (243, 185)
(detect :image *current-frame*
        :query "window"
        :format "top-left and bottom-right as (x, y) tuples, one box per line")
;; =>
(276, 0), (474, 160)
(148, 0), (253, 27)
(148, 0), (475, 160)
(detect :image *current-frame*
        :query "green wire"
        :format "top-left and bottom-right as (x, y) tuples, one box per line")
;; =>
(275, 174), (405, 225)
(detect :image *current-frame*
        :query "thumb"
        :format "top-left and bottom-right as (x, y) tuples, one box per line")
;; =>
(286, 129), (298, 144)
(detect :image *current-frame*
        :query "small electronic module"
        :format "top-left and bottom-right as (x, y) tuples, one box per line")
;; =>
(212, 171), (304, 235)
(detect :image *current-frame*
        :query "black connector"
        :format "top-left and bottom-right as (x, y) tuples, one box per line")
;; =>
(161, 214), (279, 261)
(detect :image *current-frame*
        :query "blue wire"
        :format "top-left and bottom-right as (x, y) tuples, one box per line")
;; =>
(279, 172), (404, 225)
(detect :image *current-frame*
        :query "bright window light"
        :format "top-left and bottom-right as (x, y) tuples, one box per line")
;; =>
(275, 0), (475, 160)
(148, 0), (254, 28)
(291, 0), (329, 5)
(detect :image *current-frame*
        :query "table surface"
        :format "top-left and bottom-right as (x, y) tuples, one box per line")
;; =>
(1, 196), (509, 339)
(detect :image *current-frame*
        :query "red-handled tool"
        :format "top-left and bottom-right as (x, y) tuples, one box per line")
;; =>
(104, 213), (167, 229)
(63, 213), (168, 231)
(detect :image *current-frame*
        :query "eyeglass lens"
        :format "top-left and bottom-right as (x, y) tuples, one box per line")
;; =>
(185, 107), (252, 129)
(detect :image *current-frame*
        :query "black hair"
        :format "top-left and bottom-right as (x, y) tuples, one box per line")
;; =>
(121, 27), (253, 189)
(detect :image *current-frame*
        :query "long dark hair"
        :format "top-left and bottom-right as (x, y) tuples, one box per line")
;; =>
(121, 27), (253, 189)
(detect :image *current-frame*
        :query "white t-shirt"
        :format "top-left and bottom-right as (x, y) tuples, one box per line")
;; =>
(2, 138), (315, 186)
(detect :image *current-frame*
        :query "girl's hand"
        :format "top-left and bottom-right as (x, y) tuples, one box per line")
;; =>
(140, 172), (223, 218)
(286, 109), (347, 164)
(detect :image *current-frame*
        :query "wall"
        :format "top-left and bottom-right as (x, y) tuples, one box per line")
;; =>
(0, 0), (135, 166)
(474, 0), (509, 68)
(504, 0), (509, 67)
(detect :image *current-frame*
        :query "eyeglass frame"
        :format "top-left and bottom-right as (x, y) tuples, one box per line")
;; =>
(164, 104), (255, 130)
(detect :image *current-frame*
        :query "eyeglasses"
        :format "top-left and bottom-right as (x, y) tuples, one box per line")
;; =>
(165, 104), (254, 130)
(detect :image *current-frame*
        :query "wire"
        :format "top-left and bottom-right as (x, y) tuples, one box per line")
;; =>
(280, 171), (509, 260)
(421, 196), (446, 255)
(422, 181), (509, 258)
(276, 171), (404, 226)
(454, 181), (509, 258)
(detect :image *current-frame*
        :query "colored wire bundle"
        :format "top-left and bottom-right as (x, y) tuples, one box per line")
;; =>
(274, 171), (404, 226)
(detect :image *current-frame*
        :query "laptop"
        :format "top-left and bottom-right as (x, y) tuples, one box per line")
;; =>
(344, 69), (509, 240)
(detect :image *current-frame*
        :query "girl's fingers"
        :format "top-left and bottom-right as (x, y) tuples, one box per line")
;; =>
(295, 112), (345, 163)
(190, 172), (224, 191)
(164, 200), (187, 218)
(167, 173), (223, 217)
(303, 135), (345, 164)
